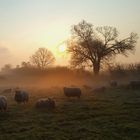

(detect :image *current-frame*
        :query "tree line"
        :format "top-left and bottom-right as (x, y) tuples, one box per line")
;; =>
(1, 20), (138, 75)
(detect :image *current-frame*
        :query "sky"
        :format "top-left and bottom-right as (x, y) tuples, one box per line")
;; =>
(0, 0), (140, 68)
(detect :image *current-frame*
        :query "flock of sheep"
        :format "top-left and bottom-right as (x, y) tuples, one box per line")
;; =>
(0, 87), (82, 111)
(0, 89), (29, 111)
(0, 80), (140, 112)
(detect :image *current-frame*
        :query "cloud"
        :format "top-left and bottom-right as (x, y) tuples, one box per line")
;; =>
(0, 47), (10, 54)
(0, 46), (12, 58)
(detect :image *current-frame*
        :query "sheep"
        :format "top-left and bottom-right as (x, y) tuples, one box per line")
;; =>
(63, 87), (82, 98)
(15, 90), (29, 104)
(83, 85), (92, 90)
(129, 81), (140, 90)
(0, 96), (7, 111)
(35, 98), (55, 109)
(110, 81), (118, 88)
(92, 86), (106, 94)
(2, 88), (12, 94)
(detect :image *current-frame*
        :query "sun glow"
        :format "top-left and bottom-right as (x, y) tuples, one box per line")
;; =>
(58, 44), (67, 53)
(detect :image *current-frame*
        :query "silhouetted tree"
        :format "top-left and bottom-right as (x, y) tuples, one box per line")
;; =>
(1, 64), (12, 73)
(30, 48), (55, 70)
(21, 61), (32, 68)
(68, 20), (138, 75)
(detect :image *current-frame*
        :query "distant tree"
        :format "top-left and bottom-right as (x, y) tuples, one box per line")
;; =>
(21, 61), (32, 68)
(16, 65), (20, 69)
(30, 48), (55, 70)
(68, 20), (138, 75)
(1, 64), (12, 73)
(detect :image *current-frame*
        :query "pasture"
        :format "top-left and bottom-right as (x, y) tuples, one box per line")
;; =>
(0, 87), (140, 140)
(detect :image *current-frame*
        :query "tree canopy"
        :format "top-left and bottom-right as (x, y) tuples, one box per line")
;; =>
(68, 20), (138, 75)
(30, 48), (55, 70)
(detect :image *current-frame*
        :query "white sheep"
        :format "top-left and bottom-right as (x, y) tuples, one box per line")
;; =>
(0, 96), (7, 111)
(35, 98), (55, 109)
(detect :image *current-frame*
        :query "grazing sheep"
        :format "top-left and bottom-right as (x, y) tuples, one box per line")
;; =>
(83, 85), (92, 90)
(63, 87), (82, 98)
(15, 90), (29, 104)
(129, 81), (140, 90)
(35, 98), (55, 109)
(70, 85), (77, 88)
(93, 86), (106, 94)
(110, 81), (118, 88)
(0, 96), (7, 111)
(2, 88), (12, 94)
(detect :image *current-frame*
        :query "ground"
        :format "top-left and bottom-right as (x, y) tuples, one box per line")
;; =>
(0, 87), (140, 140)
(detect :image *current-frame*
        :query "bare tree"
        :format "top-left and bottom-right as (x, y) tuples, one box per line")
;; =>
(21, 61), (32, 68)
(1, 64), (12, 73)
(68, 20), (138, 75)
(30, 48), (55, 70)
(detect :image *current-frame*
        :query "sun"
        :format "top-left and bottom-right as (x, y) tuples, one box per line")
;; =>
(58, 44), (67, 53)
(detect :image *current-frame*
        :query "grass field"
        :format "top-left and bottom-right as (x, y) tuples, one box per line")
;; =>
(0, 87), (140, 140)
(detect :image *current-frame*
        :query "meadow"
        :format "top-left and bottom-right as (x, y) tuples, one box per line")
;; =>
(0, 0), (139, 139)
(0, 86), (140, 140)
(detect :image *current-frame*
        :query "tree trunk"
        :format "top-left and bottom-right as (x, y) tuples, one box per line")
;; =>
(93, 62), (100, 75)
